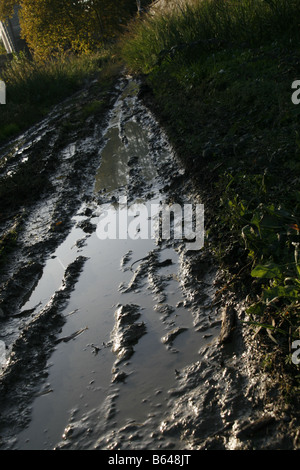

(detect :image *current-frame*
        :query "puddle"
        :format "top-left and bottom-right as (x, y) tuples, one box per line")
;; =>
(0, 69), (297, 451)
(0, 78), (221, 450)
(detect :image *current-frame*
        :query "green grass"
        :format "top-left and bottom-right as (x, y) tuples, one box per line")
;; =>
(0, 49), (116, 144)
(121, 0), (300, 393)
(121, 0), (300, 73)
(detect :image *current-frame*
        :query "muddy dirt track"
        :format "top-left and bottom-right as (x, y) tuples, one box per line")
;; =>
(0, 75), (299, 450)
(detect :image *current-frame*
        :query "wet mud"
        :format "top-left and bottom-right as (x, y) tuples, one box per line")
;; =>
(0, 76), (298, 450)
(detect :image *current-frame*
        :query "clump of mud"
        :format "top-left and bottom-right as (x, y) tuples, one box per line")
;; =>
(111, 304), (146, 364)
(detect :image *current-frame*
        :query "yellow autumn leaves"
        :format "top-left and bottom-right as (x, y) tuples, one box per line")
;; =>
(1, 0), (141, 61)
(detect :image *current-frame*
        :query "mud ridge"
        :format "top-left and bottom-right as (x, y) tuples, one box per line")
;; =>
(111, 304), (147, 364)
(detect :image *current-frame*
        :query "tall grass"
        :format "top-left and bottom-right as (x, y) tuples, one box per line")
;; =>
(0, 50), (112, 143)
(121, 0), (300, 72)
(1, 51), (107, 106)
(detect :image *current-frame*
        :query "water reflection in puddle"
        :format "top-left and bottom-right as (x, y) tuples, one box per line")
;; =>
(94, 126), (129, 193)
(14, 79), (218, 450)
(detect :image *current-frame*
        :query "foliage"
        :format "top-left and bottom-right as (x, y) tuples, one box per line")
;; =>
(1, 0), (146, 60)
(121, 0), (300, 73)
(0, 38), (6, 54)
(20, 0), (141, 60)
(0, 0), (16, 21)
(220, 173), (300, 349)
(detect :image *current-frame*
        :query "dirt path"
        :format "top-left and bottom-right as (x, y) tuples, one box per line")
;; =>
(0, 75), (298, 450)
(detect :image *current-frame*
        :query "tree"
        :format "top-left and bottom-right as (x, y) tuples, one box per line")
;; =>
(0, 0), (16, 21)
(19, 0), (90, 59)
(14, 0), (143, 60)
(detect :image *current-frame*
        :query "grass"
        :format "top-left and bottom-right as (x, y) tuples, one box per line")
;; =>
(121, 0), (300, 394)
(0, 49), (116, 144)
(121, 0), (300, 73)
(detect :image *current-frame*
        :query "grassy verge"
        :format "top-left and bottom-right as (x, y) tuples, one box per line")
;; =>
(0, 49), (118, 144)
(121, 0), (300, 395)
